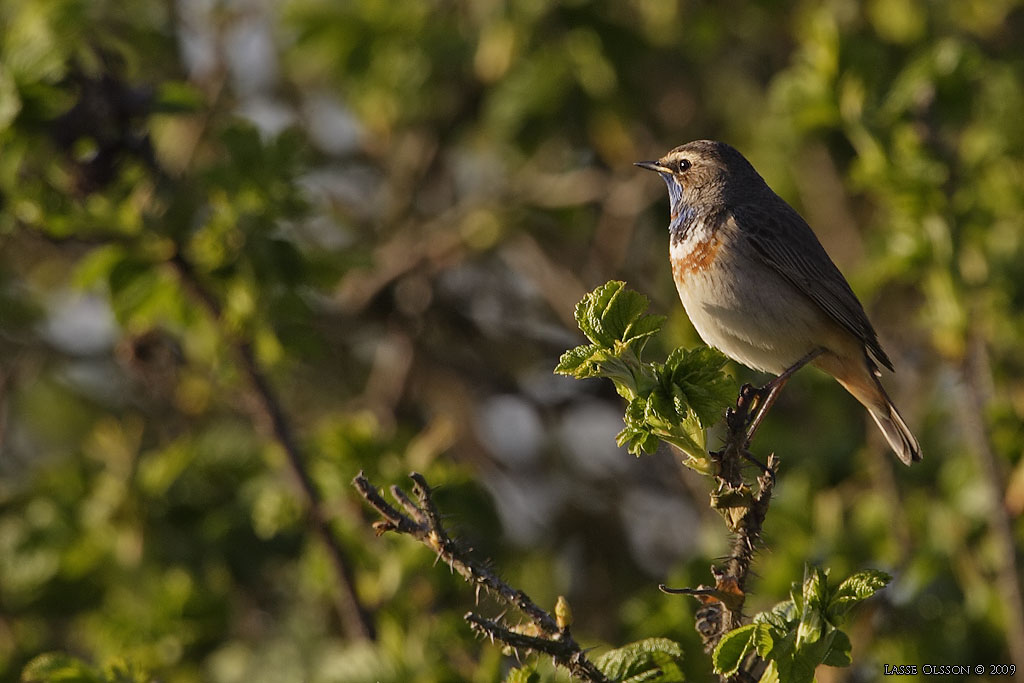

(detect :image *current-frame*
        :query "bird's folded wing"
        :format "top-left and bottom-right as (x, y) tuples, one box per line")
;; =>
(730, 201), (894, 372)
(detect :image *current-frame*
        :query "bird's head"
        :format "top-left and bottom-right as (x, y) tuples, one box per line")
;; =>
(636, 140), (765, 231)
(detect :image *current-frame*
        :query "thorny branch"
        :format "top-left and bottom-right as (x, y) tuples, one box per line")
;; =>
(662, 383), (778, 681)
(353, 472), (611, 683)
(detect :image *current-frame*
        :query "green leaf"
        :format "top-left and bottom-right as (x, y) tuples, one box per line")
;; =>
(554, 343), (604, 377)
(796, 566), (827, 646)
(792, 626), (841, 682)
(784, 652), (818, 683)
(597, 284), (651, 343)
(752, 622), (777, 659)
(673, 405), (709, 460)
(822, 629), (853, 667)
(503, 666), (541, 683)
(755, 600), (797, 632)
(757, 660), (780, 683)
(595, 637), (684, 682)
(108, 256), (160, 321)
(100, 660), (150, 683)
(624, 310), (666, 345)
(712, 624), (757, 675)
(659, 347), (733, 427)
(153, 81), (205, 113)
(827, 569), (892, 621)
(617, 397), (659, 455)
(616, 424), (658, 456)
(73, 244), (127, 290)
(574, 280), (620, 346)
(802, 565), (829, 609)
(648, 385), (683, 424)
(21, 653), (104, 683)
(572, 281), (663, 351)
(0, 63), (21, 131)
(2, 1), (72, 85)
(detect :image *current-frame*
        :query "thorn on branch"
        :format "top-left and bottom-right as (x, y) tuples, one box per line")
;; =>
(464, 613), (609, 682)
(353, 471), (610, 683)
(675, 381), (782, 666)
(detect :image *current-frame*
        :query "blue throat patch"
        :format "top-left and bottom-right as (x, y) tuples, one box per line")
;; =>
(661, 175), (697, 236)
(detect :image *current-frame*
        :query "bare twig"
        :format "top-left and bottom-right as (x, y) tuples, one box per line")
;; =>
(464, 613), (609, 681)
(169, 251), (375, 641)
(353, 471), (611, 683)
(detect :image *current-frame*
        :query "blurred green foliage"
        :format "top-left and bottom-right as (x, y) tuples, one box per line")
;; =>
(1, 0), (1023, 681)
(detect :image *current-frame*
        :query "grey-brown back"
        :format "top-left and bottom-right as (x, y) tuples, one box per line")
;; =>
(730, 196), (893, 371)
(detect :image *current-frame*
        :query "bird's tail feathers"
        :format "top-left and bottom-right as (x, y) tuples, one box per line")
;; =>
(825, 354), (922, 465)
(865, 398), (921, 466)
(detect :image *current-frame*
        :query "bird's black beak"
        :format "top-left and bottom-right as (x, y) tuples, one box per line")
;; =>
(634, 160), (669, 174)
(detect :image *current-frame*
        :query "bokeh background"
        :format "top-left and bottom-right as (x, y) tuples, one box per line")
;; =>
(2, 0), (1023, 680)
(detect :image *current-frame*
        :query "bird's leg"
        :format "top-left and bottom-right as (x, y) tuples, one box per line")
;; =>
(744, 348), (825, 445)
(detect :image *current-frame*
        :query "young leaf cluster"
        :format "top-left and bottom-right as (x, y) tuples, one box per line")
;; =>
(712, 566), (891, 683)
(555, 281), (733, 471)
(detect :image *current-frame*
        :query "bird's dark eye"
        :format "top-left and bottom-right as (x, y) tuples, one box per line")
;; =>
(675, 158), (691, 173)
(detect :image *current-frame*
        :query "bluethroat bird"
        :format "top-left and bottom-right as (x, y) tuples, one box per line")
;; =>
(637, 140), (921, 465)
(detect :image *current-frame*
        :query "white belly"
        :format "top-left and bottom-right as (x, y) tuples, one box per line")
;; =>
(671, 235), (830, 375)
